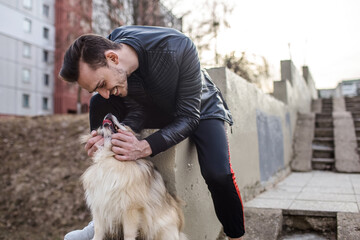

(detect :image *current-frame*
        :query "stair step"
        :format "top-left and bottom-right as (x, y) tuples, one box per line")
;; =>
(312, 158), (335, 163)
(354, 121), (360, 128)
(316, 113), (333, 119)
(313, 150), (334, 158)
(355, 129), (360, 137)
(315, 119), (333, 128)
(345, 98), (360, 102)
(312, 144), (334, 151)
(348, 110), (360, 113)
(314, 128), (334, 138)
(351, 113), (360, 118)
(321, 110), (332, 113)
(314, 137), (334, 141)
(312, 158), (335, 171)
(313, 141), (334, 148)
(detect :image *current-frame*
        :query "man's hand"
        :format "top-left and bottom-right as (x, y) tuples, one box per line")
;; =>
(84, 130), (104, 157)
(111, 129), (152, 161)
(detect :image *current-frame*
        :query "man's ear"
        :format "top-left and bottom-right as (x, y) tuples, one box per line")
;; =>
(104, 50), (119, 64)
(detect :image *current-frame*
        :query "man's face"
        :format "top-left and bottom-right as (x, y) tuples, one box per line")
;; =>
(78, 60), (128, 99)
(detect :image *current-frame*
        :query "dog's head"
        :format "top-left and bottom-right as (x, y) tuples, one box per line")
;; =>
(80, 114), (133, 158)
(99, 113), (127, 140)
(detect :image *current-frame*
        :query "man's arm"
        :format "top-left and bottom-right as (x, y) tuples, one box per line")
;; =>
(144, 37), (202, 156)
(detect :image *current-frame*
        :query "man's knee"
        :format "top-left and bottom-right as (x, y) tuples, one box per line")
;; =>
(202, 170), (233, 189)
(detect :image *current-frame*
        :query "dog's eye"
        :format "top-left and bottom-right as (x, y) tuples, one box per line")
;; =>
(114, 125), (119, 131)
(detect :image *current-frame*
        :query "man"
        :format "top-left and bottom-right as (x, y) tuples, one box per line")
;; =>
(60, 26), (244, 240)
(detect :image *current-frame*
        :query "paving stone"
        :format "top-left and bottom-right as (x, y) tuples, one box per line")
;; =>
(277, 172), (313, 187)
(354, 186), (360, 194)
(276, 186), (303, 193)
(289, 200), (358, 213)
(337, 212), (360, 240)
(306, 176), (352, 188)
(244, 207), (282, 240)
(296, 192), (356, 202)
(302, 186), (354, 194)
(245, 198), (293, 209)
(256, 188), (299, 200)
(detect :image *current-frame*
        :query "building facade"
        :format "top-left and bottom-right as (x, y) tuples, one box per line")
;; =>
(0, 0), (55, 115)
(318, 78), (360, 98)
(54, 0), (93, 114)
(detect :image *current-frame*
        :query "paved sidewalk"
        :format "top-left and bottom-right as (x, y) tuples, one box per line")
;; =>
(245, 171), (360, 213)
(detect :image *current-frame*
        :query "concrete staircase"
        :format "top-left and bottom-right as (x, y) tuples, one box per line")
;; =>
(292, 96), (360, 172)
(312, 113), (335, 170)
(312, 98), (335, 170)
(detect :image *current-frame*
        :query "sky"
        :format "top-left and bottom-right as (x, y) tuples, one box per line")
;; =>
(164, 0), (360, 89)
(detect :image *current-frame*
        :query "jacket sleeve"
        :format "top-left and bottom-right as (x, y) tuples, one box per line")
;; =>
(144, 37), (202, 156)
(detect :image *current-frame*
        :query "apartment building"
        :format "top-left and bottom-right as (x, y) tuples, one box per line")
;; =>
(0, 0), (55, 115)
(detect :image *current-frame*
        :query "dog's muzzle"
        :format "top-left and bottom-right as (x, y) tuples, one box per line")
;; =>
(102, 113), (117, 133)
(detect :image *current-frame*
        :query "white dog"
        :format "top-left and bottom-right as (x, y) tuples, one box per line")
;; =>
(81, 113), (187, 240)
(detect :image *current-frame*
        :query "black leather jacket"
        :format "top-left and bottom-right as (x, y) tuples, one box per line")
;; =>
(108, 26), (233, 156)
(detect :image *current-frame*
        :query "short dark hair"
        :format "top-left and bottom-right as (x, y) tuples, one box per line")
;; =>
(59, 34), (121, 82)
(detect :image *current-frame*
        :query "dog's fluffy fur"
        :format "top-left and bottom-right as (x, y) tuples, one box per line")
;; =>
(81, 114), (187, 240)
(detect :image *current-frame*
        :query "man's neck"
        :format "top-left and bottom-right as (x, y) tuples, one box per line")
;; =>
(118, 43), (139, 75)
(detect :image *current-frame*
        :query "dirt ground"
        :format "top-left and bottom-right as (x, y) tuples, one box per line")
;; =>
(0, 114), (93, 240)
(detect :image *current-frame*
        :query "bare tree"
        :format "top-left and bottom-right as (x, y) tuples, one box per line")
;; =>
(92, 0), (133, 36)
(162, 0), (233, 66)
(224, 51), (271, 90)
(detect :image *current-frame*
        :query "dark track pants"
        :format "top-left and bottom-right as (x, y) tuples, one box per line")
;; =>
(89, 95), (245, 238)
(191, 119), (245, 238)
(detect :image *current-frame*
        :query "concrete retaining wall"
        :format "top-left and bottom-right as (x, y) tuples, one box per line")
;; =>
(143, 62), (317, 239)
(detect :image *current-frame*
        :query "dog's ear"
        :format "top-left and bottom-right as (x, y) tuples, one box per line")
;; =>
(79, 134), (92, 145)
(124, 125), (135, 134)
(121, 125), (140, 139)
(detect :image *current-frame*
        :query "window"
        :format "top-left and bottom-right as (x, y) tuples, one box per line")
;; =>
(23, 43), (31, 58)
(23, 0), (32, 9)
(42, 97), (49, 110)
(22, 94), (30, 108)
(43, 50), (48, 62)
(43, 27), (49, 39)
(44, 74), (49, 86)
(43, 4), (49, 17)
(23, 18), (32, 33)
(22, 68), (31, 83)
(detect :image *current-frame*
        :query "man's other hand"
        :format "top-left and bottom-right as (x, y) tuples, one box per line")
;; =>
(111, 129), (152, 161)
(84, 130), (104, 157)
